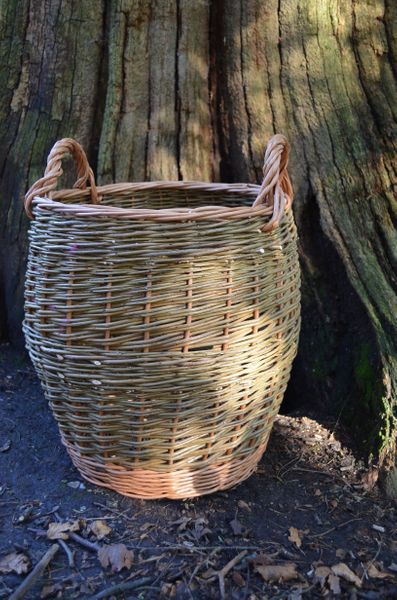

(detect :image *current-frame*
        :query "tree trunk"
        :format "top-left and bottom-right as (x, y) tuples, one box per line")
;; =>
(0, 0), (396, 480)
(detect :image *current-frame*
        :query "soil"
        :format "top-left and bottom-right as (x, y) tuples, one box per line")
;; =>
(0, 343), (396, 599)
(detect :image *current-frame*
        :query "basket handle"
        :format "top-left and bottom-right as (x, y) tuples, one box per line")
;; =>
(253, 134), (293, 231)
(24, 138), (98, 219)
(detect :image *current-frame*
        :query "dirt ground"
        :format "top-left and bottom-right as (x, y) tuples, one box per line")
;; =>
(0, 343), (396, 599)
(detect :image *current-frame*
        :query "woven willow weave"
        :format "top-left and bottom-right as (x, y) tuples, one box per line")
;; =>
(24, 135), (300, 499)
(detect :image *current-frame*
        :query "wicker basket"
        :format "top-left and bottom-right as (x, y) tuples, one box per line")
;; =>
(24, 134), (300, 499)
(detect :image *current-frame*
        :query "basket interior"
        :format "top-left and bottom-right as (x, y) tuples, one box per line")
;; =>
(61, 186), (256, 211)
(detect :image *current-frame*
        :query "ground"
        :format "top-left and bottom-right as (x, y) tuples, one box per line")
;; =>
(0, 344), (396, 600)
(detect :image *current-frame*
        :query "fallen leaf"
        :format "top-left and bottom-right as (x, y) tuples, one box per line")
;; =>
(97, 543), (134, 572)
(388, 562), (397, 573)
(252, 553), (273, 566)
(331, 563), (361, 587)
(328, 573), (341, 594)
(237, 500), (251, 512)
(40, 583), (63, 598)
(0, 552), (31, 574)
(335, 548), (346, 559)
(232, 571), (245, 587)
(361, 468), (378, 491)
(0, 440), (11, 452)
(193, 517), (211, 540)
(47, 520), (80, 540)
(67, 480), (85, 490)
(288, 526), (302, 548)
(230, 518), (244, 536)
(366, 563), (392, 579)
(170, 517), (190, 532)
(89, 520), (112, 540)
(314, 566), (331, 587)
(256, 563), (298, 583)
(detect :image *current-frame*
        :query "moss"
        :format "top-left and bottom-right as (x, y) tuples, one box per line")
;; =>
(351, 343), (396, 460)
(353, 344), (382, 413)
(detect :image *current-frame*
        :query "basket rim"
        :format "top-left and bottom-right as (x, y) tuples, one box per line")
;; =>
(31, 180), (280, 222)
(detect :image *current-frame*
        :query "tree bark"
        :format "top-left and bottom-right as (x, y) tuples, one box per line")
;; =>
(0, 0), (396, 476)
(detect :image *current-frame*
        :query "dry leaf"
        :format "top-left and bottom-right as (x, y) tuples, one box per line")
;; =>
(314, 566), (331, 587)
(47, 520), (80, 540)
(237, 500), (251, 512)
(40, 583), (63, 598)
(0, 440), (11, 452)
(193, 517), (211, 540)
(171, 517), (190, 532)
(0, 552), (31, 574)
(361, 468), (378, 491)
(366, 563), (392, 579)
(98, 543), (134, 572)
(67, 481), (85, 490)
(335, 548), (346, 559)
(230, 518), (244, 536)
(328, 573), (341, 594)
(288, 526), (302, 548)
(89, 520), (112, 540)
(256, 563), (298, 583)
(331, 563), (361, 587)
(252, 553), (273, 566)
(232, 571), (246, 587)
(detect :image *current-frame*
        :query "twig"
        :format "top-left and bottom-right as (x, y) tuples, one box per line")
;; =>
(361, 539), (383, 583)
(188, 548), (219, 585)
(58, 539), (74, 567)
(308, 517), (362, 539)
(28, 526), (100, 552)
(217, 550), (247, 599)
(291, 467), (352, 486)
(32, 506), (60, 521)
(68, 531), (100, 552)
(9, 544), (59, 600)
(87, 577), (154, 600)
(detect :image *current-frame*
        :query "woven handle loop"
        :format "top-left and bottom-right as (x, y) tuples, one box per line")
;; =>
(253, 134), (293, 231)
(24, 138), (98, 219)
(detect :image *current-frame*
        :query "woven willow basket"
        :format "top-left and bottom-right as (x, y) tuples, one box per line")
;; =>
(24, 134), (300, 500)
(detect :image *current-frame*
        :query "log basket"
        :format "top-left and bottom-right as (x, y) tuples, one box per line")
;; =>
(24, 134), (300, 499)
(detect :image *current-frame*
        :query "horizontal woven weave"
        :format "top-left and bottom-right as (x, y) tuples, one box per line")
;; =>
(24, 135), (301, 499)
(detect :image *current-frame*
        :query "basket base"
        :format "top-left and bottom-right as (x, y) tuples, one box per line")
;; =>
(62, 438), (269, 500)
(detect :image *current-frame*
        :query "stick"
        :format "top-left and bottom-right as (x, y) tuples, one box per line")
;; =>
(308, 517), (362, 539)
(28, 524), (100, 553)
(87, 577), (154, 600)
(68, 531), (101, 552)
(217, 550), (247, 599)
(58, 539), (75, 567)
(188, 548), (219, 585)
(9, 544), (59, 600)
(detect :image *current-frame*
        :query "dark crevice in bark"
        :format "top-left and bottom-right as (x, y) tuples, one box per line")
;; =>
(351, 0), (396, 145)
(144, 4), (153, 181)
(239, 0), (254, 176)
(283, 183), (384, 458)
(384, 0), (397, 80)
(208, 0), (223, 182)
(89, 1), (109, 175)
(174, 0), (182, 181)
(113, 11), (128, 182)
